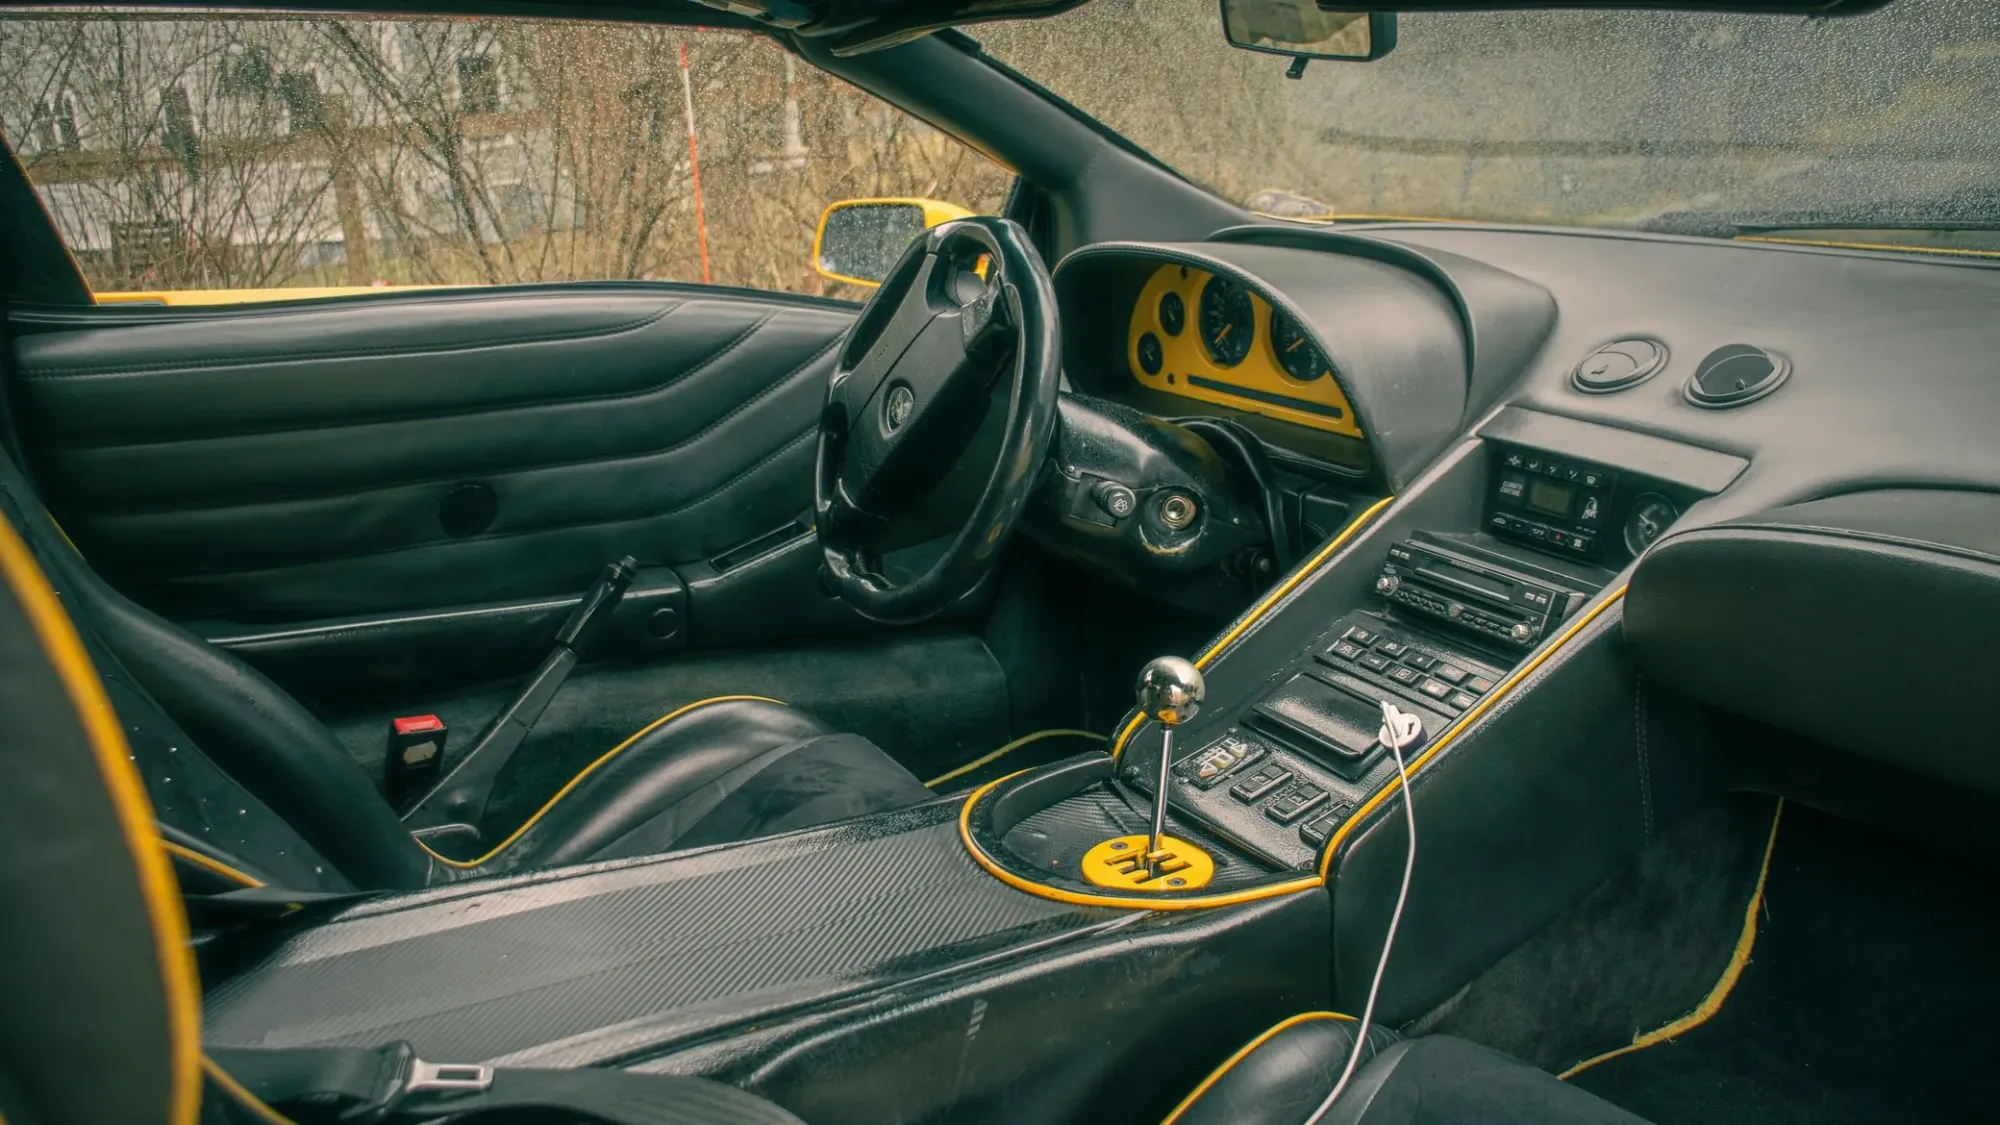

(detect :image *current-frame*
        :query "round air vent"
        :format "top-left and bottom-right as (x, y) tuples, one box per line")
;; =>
(1572, 338), (1667, 394)
(1686, 344), (1789, 408)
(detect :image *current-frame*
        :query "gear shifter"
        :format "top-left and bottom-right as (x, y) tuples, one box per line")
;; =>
(1134, 656), (1204, 871)
(1079, 656), (1217, 892)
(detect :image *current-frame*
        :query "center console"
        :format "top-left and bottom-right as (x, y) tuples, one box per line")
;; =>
(1099, 424), (1717, 875)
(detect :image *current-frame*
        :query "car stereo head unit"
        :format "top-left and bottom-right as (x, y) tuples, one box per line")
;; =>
(1374, 540), (1580, 649)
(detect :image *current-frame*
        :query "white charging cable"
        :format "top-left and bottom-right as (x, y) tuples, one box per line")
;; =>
(1304, 700), (1422, 1124)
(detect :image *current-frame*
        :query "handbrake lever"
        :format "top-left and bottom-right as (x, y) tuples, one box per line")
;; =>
(403, 556), (638, 831)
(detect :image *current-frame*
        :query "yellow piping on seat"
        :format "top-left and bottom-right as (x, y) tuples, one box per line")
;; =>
(162, 840), (265, 889)
(0, 518), (201, 1125)
(1112, 495), (1395, 763)
(417, 694), (785, 870)
(1161, 1011), (1358, 1124)
(1558, 798), (1786, 1079)
(924, 728), (1105, 788)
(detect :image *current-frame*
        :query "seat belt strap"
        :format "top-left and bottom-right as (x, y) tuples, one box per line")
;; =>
(205, 1042), (806, 1125)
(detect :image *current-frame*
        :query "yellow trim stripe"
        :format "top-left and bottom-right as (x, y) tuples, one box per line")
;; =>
(1558, 798), (1786, 1079)
(924, 728), (1105, 789)
(1319, 587), (1628, 878)
(162, 840), (264, 889)
(958, 769), (1323, 911)
(0, 518), (201, 1125)
(1113, 495), (1394, 762)
(1161, 1011), (1358, 1124)
(417, 695), (784, 870)
(1733, 234), (2000, 260)
(201, 1057), (297, 1125)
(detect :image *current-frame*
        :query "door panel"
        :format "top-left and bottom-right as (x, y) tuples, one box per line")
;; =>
(13, 284), (854, 620)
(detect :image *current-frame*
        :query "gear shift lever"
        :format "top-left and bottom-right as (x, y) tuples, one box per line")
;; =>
(1135, 656), (1205, 872)
(1079, 655), (1217, 893)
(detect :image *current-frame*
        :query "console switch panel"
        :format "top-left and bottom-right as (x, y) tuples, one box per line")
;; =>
(1248, 673), (1385, 780)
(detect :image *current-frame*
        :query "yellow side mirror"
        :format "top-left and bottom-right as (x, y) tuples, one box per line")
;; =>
(812, 197), (974, 289)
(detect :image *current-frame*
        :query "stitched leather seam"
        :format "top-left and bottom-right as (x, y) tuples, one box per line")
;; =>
(1636, 674), (1654, 842)
(22, 304), (681, 380)
(1663, 520), (2000, 571)
(89, 330), (838, 519)
(49, 310), (797, 454)
(151, 426), (820, 580)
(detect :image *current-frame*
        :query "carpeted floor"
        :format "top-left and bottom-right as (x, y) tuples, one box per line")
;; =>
(1568, 803), (2000, 1125)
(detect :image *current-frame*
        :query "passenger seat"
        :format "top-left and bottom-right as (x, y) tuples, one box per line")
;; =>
(1165, 1013), (1649, 1125)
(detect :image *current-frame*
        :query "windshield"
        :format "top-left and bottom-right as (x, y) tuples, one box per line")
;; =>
(978, 0), (2000, 252)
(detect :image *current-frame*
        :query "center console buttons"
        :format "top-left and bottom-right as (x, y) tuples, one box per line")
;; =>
(1184, 736), (1266, 789)
(1229, 765), (1293, 803)
(1263, 783), (1331, 825)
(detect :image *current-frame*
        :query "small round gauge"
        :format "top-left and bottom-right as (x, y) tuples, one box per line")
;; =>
(1137, 332), (1164, 375)
(1271, 313), (1333, 382)
(1158, 291), (1186, 336)
(1198, 275), (1255, 368)
(1623, 494), (1679, 556)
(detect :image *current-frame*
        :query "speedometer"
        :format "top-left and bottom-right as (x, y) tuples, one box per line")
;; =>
(1271, 313), (1333, 382)
(1198, 275), (1255, 368)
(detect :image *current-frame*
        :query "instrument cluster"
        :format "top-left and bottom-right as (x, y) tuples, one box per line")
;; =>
(1127, 263), (1362, 439)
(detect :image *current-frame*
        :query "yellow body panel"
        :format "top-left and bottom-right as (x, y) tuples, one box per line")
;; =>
(1128, 263), (1364, 439)
(95, 285), (451, 306)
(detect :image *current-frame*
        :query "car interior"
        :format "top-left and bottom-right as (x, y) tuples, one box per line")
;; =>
(3, 0), (1999, 1123)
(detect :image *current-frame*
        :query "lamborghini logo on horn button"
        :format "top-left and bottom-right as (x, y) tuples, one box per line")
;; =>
(884, 385), (915, 432)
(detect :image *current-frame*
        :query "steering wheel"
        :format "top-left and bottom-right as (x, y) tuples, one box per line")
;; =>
(815, 217), (1061, 625)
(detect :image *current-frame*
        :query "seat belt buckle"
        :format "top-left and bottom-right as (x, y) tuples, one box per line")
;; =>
(405, 1058), (494, 1096)
(385, 714), (447, 807)
(341, 1042), (492, 1123)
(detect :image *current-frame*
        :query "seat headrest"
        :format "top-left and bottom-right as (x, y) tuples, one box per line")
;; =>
(0, 514), (199, 1125)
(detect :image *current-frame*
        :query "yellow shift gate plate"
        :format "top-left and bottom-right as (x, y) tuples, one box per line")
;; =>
(1081, 834), (1216, 892)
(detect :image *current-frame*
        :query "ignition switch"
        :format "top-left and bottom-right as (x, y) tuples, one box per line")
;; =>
(1158, 492), (1200, 531)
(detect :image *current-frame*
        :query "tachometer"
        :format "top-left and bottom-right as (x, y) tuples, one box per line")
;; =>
(1271, 313), (1333, 382)
(1198, 275), (1255, 368)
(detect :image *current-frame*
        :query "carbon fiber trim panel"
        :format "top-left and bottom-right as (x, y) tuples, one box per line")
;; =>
(204, 802), (1111, 1062)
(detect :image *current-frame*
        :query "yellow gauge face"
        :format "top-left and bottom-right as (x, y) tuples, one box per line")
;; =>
(1127, 263), (1363, 439)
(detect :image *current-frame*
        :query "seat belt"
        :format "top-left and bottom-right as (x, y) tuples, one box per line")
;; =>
(206, 1042), (806, 1124)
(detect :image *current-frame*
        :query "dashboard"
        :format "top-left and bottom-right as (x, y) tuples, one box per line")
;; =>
(1043, 222), (2000, 872)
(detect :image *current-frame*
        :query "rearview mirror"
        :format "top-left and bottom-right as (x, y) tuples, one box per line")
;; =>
(813, 198), (974, 288)
(1220, 1), (1395, 63)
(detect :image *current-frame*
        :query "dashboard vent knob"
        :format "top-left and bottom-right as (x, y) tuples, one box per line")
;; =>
(1572, 338), (1667, 394)
(1686, 344), (1790, 408)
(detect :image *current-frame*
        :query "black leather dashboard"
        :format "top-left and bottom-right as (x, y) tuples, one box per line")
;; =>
(1626, 488), (2000, 797)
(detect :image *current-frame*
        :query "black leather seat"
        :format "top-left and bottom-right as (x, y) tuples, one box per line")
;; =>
(1167, 1013), (1650, 1125)
(0, 452), (931, 896)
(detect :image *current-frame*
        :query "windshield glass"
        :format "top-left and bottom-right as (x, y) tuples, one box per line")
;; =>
(978, 0), (2000, 251)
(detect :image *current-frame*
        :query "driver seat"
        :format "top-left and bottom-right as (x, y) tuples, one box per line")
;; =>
(0, 451), (932, 895)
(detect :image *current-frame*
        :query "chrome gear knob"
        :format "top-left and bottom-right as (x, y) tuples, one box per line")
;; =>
(1135, 656), (1205, 726)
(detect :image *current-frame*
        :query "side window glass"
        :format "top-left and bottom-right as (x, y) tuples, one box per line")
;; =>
(0, 16), (1012, 304)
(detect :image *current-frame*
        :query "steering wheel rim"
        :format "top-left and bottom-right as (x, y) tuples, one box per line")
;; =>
(814, 216), (1061, 625)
